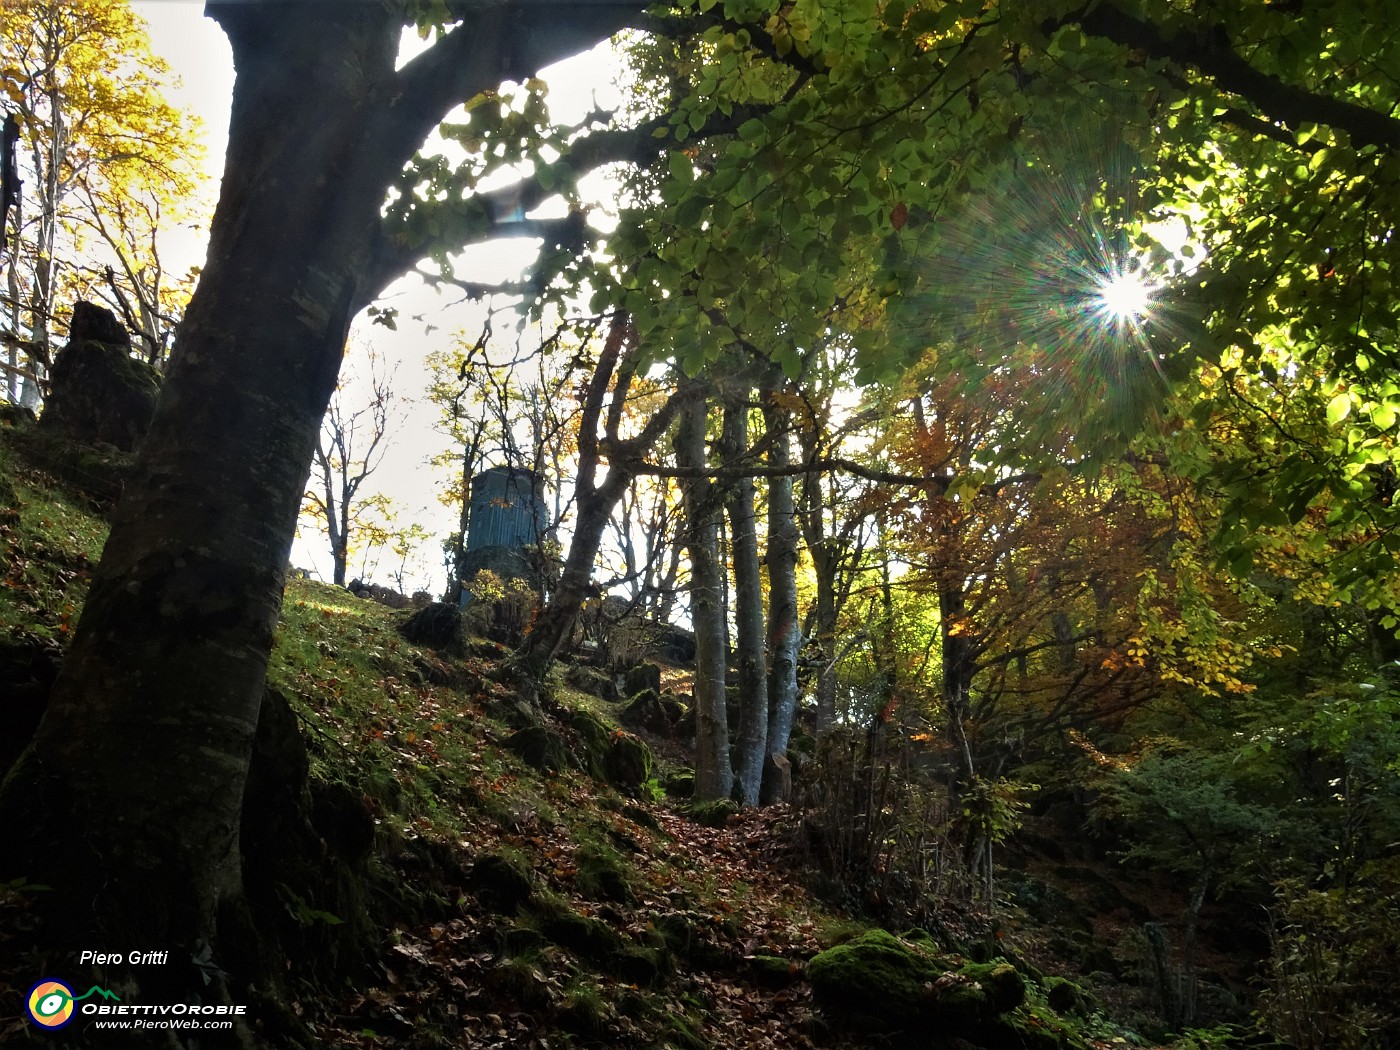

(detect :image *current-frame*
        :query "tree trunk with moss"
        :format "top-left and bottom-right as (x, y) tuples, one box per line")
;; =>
(0, 3), (638, 1039)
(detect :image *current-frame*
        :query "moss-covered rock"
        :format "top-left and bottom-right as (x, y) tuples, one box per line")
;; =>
(746, 954), (800, 989)
(567, 709), (614, 781)
(506, 725), (573, 774)
(469, 852), (537, 914)
(959, 959), (1026, 1014)
(40, 302), (159, 453)
(684, 798), (738, 828)
(564, 661), (619, 700)
(902, 927), (939, 950)
(807, 929), (940, 1034)
(621, 688), (675, 735)
(398, 601), (464, 651)
(622, 661), (662, 696)
(605, 730), (654, 793)
(9, 423), (132, 506)
(808, 931), (1034, 1045)
(1043, 975), (1098, 1017)
(663, 768), (696, 799)
(0, 403), (36, 429)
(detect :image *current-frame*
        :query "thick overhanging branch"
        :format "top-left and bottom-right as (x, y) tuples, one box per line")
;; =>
(365, 115), (669, 299)
(365, 88), (779, 302)
(381, 2), (647, 174)
(1063, 2), (1400, 152)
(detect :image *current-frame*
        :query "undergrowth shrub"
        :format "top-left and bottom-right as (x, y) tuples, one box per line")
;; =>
(796, 728), (974, 925)
(464, 568), (538, 644)
(1259, 860), (1400, 1050)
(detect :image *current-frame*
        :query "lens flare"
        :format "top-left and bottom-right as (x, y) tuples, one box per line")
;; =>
(889, 118), (1189, 445)
(1094, 268), (1154, 323)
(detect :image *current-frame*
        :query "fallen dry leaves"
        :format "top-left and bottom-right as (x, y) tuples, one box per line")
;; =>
(308, 796), (875, 1050)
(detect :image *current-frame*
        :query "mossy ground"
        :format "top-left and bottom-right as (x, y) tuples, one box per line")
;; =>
(0, 425), (1258, 1050)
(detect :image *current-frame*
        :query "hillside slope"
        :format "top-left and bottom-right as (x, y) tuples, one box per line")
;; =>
(0, 422), (1273, 1050)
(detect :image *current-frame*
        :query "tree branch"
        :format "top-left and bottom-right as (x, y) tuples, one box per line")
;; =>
(1064, 3), (1400, 151)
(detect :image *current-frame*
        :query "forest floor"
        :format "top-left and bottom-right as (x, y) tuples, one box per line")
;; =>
(0, 423), (1275, 1049)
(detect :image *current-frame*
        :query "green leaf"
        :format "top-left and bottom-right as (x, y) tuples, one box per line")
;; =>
(738, 118), (766, 142)
(1327, 392), (1352, 425)
(669, 151), (695, 185)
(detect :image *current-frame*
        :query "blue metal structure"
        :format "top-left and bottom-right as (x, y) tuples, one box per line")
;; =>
(458, 466), (547, 607)
(465, 466), (546, 553)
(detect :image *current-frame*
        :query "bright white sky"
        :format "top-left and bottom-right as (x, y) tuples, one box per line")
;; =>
(130, 2), (623, 593)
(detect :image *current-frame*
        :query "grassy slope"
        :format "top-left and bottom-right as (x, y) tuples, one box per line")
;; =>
(1, 426), (1231, 1050)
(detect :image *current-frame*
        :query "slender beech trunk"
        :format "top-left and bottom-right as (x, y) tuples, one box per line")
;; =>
(447, 434), (482, 605)
(722, 391), (768, 806)
(5, 194), (20, 403)
(761, 387), (801, 804)
(798, 425), (840, 731)
(21, 82), (61, 409)
(874, 513), (899, 713)
(677, 389), (733, 800)
(333, 505), (351, 587)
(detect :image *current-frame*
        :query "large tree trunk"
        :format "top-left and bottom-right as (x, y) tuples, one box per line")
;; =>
(677, 390), (733, 800)
(0, 7), (402, 1027)
(0, 8), (641, 1037)
(722, 391), (767, 806)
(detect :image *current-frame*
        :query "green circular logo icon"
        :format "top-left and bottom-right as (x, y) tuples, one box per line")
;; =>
(27, 979), (76, 1029)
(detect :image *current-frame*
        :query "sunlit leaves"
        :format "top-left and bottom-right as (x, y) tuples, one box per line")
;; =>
(1328, 392), (1353, 426)
(1, 0), (209, 357)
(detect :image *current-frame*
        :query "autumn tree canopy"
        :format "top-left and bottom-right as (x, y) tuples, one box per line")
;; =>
(0, 0), (207, 391)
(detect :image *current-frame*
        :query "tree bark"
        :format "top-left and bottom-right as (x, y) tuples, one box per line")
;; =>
(0, 6), (404, 1025)
(722, 390), (767, 806)
(797, 424), (841, 731)
(677, 389), (733, 800)
(761, 388), (801, 805)
(518, 318), (690, 678)
(0, 2), (640, 1034)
